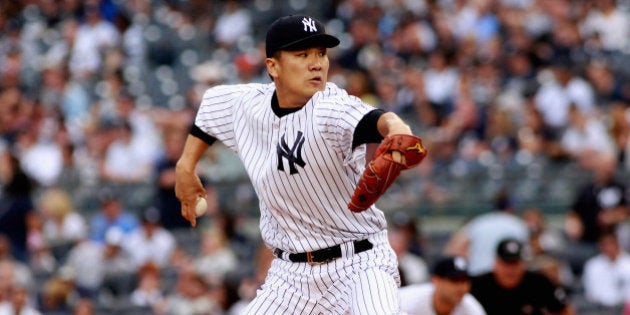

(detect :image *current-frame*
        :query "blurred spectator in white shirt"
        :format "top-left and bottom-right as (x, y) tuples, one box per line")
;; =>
(213, 0), (251, 48)
(113, 91), (163, 164)
(122, 207), (176, 270)
(112, 11), (146, 70)
(0, 283), (41, 315)
(534, 60), (596, 132)
(15, 123), (63, 188)
(580, 0), (630, 53)
(560, 104), (617, 167)
(101, 119), (152, 185)
(583, 231), (630, 307)
(423, 50), (459, 116)
(69, 3), (120, 80)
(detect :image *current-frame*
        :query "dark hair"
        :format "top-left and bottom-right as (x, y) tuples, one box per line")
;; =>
(5, 154), (34, 197)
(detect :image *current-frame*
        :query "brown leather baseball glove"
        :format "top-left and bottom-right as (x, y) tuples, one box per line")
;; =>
(348, 134), (427, 212)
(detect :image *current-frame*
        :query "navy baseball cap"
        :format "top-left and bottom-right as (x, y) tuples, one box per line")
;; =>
(432, 256), (470, 280)
(265, 15), (340, 58)
(497, 238), (525, 262)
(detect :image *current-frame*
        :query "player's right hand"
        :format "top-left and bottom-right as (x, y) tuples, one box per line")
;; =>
(174, 166), (206, 227)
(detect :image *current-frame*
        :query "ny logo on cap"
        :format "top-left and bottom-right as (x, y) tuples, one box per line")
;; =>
(454, 257), (467, 270)
(302, 17), (317, 32)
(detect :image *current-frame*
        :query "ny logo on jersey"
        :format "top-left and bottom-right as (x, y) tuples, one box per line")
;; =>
(277, 131), (306, 174)
(302, 17), (317, 32)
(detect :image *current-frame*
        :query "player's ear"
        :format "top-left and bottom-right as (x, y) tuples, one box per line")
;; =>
(265, 57), (279, 81)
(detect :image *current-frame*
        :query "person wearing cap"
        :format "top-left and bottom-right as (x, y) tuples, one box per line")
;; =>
(470, 238), (574, 315)
(399, 256), (486, 315)
(175, 14), (424, 314)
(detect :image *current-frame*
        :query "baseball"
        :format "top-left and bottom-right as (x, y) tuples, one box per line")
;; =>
(195, 197), (207, 216)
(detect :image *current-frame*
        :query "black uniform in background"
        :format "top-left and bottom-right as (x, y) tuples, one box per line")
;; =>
(471, 270), (569, 315)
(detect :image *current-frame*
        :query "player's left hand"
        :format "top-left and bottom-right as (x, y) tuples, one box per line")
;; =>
(348, 134), (427, 212)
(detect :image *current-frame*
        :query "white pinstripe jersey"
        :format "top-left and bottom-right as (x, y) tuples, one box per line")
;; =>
(195, 82), (387, 253)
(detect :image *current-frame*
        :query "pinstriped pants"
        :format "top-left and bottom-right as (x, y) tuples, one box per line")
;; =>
(242, 231), (401, 315)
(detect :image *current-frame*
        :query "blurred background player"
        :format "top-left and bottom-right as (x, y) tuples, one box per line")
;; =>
(399, 255), (486, 315)
(470, 238), (574, 315)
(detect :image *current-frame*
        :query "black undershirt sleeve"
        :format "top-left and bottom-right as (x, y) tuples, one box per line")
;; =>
(352, 109), (385, 150)
(190, 124), (217, 146)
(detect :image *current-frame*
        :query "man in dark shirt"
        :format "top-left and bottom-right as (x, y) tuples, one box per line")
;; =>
(564, 154), (629, 274)
(470, 238), (573, 315)
(566, 154), (628, 245)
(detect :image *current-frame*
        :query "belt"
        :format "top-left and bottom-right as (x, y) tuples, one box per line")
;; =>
(274, 239), (373, 265)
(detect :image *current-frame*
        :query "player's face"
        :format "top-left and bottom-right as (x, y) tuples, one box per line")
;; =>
(494, 259), (526, 289)
(433, 276), (471, 306)
(267, 47), (330, 105)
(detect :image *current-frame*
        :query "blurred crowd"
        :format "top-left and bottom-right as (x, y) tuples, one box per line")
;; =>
(1, 0), (630, 314)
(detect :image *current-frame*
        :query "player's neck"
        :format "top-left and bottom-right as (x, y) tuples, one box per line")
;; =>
(274, 87), (310, 109)
(432, 294), (455, 315)
(271, 92), (302, 117)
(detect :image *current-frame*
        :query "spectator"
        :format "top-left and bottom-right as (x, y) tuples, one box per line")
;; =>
(193, 226), (238, 284)
(55, 140), (83, 195)
(112, 11), (146, 70)
(422, 49), (459, 121)
(399, 255), (486, 315)
(14, 121), (64, 188)
(68, 1), (120, 80)
(585, 59), (627, 106)
(154, 269), (223, 315)
(101, 118), (153, 186)
(389, 225), (429, 286)
(560, 105), (617, 166)
(444, 190), (529, 276)
(129, 263), (164, 310)
(88, 188), (139, 244)
(213, 0), (252, 48)
(582, 231), (630, 308)
(112, 91), (163, 164)
(470, 238), (573, 315)
(62, 226), (135, 299)
(0, 282), (42, 315)
(39, 276), (75, 314)
(533, 58), (596, 136)
(579, 0), (630, 53)
(522, 208), (575, 291)
(37, 188), (88, 247)
(0, 247), (35, 302)
(153, 127), (192, 230)
(122, 207), (176, 270)
(0, 149), (36, 262)
(564, 153), (629, 272)
(521, 207), (566, 256)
